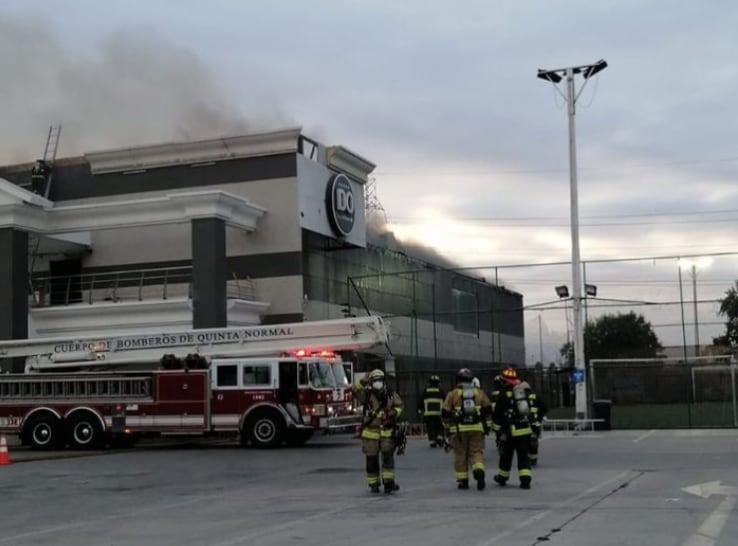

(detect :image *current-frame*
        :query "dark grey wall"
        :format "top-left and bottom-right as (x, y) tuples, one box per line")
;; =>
(0, 154), (297, 201)
(191, 218), (226, 329)
(0, 229), (29, 372)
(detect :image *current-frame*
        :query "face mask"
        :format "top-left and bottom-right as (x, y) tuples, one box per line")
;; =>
(371, 381), (384, 390)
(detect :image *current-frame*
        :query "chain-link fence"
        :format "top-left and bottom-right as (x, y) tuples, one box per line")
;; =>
(590, 356), (737, 428)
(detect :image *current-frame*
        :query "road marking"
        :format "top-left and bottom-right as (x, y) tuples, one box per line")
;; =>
(682, 495), (736, 546)
(633, 430), (655, 443)
(683, 480), (738, 499)
(475, 470), (635, 546)
(681, 480), (738, 546)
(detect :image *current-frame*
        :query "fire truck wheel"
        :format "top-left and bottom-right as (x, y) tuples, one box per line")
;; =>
(23, 413), (64, 451)
(67, 413), (104, 450)
(245, 411), (285, 448)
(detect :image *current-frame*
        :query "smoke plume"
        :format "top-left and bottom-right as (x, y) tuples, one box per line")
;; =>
(0, 14), (289, 163)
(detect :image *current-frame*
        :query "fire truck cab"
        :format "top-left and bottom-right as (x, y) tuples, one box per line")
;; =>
(0, 316), (388, 449)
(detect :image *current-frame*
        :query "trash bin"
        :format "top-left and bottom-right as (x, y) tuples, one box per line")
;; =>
(592, 399), (612, 431)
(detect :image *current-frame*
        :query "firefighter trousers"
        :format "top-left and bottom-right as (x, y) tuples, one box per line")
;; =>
(497, 434), (532, 484)
(362, 437), (396, 486)
(453, 431), (485, 482)
(529, 425), (541, 465)
(424, 416), (444, 445)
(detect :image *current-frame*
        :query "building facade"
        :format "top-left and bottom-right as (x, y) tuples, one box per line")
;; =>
(0, 128), (524, 388)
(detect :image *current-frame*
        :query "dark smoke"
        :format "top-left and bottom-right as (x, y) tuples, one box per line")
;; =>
(0, 14), (290, 163)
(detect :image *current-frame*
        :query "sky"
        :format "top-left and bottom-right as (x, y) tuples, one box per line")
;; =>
(2, 1), (738, 365)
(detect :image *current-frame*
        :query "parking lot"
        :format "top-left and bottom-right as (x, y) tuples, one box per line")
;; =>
(1, 429), (736, 546)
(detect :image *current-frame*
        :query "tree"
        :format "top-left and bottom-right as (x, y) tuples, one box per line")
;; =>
(560, 311), (663, 363)
(713, 281), (738, 347)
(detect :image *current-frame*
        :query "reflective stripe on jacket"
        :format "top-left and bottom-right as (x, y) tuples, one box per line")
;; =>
(422, 386), (444, 416)
(492, 388), (532, 437)
(441, 385), (491, 433)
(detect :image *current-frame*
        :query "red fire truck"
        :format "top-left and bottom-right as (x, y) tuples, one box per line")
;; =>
(0, 316), (389, 450)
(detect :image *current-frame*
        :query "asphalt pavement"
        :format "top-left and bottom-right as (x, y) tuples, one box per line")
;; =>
(1, 429), (736, 546)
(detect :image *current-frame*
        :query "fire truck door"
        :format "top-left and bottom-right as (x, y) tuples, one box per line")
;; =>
(278, 361), (301, 422)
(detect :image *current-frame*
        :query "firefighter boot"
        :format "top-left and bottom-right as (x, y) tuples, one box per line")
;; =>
(384, 481), (399, 494)
(457, 479), (469, 490)
(520, 477), (532, 490)
(369, 484), (381, 493)
(493, 474), (507, 487)
(473, 469), (486, 491)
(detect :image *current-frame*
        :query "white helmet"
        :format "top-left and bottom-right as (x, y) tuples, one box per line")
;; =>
(472, 377), (481, 389)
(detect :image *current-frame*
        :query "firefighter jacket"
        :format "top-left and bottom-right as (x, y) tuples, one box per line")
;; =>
(352, 383), (404, 441)
(492, 386), (532, 437)
(421, 386), (445, 417)
(527, 389), (546, 428)
(441, 385), (492, 434)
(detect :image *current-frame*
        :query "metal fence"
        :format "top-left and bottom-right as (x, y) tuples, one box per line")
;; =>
(30, 266), (257, 306)
(589, 356), (737, 428)
(383, 357), (738, 429)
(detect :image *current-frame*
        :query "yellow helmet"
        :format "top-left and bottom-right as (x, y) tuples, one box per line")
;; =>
(368, 369), (385, 381)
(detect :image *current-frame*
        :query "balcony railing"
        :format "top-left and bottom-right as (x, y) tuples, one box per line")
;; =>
(30, 266), (256, 307)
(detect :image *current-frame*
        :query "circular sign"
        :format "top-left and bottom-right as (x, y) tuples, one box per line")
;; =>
(326, 173), (355, 236)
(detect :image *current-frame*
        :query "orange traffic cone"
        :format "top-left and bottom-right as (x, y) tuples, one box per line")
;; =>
(0, 434), (11, 465)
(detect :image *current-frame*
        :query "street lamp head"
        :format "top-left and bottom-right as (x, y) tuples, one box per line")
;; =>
(583, 59), (608, 79)
(537, 69), (562, 83)
(555, 285), (570, 298)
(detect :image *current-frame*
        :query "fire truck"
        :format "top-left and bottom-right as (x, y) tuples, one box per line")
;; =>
(0, 316), (389, 450)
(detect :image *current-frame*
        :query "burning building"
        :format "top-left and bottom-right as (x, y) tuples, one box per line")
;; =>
(0, 127), (524, 399)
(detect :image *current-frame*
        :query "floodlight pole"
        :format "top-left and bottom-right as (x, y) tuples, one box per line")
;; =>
(538, 60), (607, 420)
(565, 67), (588, 421)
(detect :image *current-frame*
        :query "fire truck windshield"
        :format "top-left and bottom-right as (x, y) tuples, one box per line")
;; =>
(308, 361), (337, 389)
(331, 361), (349, 387)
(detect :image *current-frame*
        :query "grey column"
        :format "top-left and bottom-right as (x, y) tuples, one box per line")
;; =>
(0, 228), (29, 373)
(191, 218), (227, 329)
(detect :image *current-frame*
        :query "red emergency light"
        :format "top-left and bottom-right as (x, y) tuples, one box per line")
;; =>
(286, 349), (337, 359)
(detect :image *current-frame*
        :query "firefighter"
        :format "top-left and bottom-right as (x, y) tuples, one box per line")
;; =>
(491, 367), (533, 489)
(490, 374), (505, 454)
(352, 369), (404, 493)
(30, 159), (50, 195)
(472, 377), (493, 448)
(441, 368), (492, 490)
(420, 375), (445, 447)
(519, 380), (547, 466)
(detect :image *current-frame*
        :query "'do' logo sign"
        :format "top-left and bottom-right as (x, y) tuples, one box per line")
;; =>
(326, 173), (355, 236)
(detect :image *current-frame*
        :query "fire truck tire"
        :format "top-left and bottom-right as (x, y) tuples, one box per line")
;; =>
(66, 412), (104, 450)
(23, 413), (64, 451)
(245, 411), (285, 448)
(285, 429), (314, 447)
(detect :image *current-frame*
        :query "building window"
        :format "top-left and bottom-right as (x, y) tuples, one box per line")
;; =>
(452, 288), (478, 335)
(243, 365), (271, 386)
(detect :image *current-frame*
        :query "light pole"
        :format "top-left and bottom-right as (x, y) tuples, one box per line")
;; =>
(538, 59), (608, 420)
(679, 257), (712, 357)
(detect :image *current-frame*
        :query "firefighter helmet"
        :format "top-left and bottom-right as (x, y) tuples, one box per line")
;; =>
(456, 367), (473, 383)
(472, 377), (480, 389)
(501, 367), (519, 385)
(429, 375), (440, 385)
(368, 369), (385, 381)
(493, 375), (505, 389)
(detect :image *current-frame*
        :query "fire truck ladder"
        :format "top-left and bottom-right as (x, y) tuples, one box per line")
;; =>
(27, 125), (63, 296)
(0, 374), (152, 401)
(0, 316), (391, 372)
